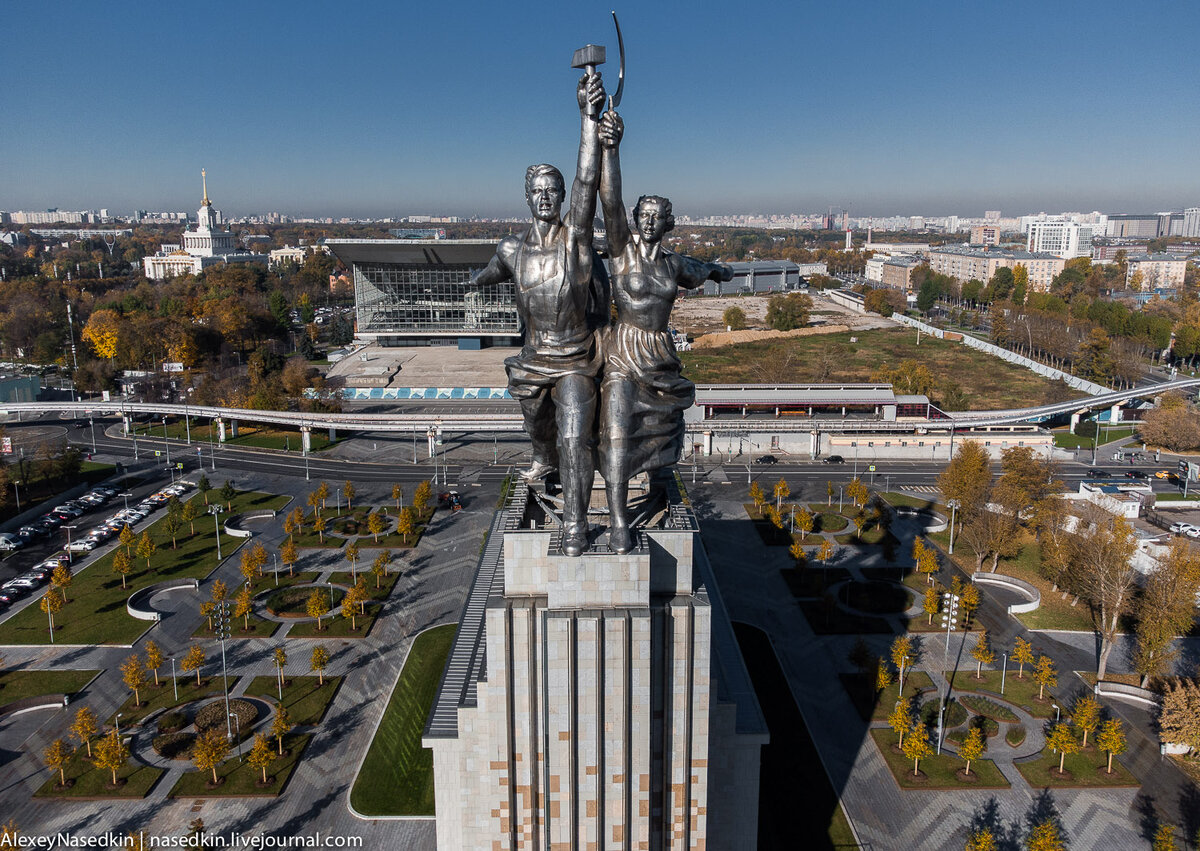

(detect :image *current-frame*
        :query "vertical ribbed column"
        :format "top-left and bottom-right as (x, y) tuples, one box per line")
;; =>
(666, 600), (694, 850)
(630, 611), (652, 850)
(602, 613), (628, 850)
(687, 602), (712, 849)
(509, 603), (541, 849)
(576, 615), (600, 850)
(545, 612), (575, 850)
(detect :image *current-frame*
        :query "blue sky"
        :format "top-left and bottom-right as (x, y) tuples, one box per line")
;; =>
(3, 1), (1198, 219)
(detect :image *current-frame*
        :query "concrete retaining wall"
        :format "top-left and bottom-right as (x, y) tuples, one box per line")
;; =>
(1093, 680), (1158, 708)
(0, 695), (69, 717)
(127, 578), (200, 622)
(224, 509), (277, 539)
(971, 571), (1041, 614)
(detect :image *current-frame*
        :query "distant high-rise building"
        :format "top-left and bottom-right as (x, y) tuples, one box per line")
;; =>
(1027, 220), (1092, 259)
(908, 216), (925, 230)
(1105, 212), (1183, 239)
(985, 210), (1001, 222)
(1183, 207), (1200, 238)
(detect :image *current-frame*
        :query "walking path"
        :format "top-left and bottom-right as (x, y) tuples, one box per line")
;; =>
(0, 472), (494, 848)
(690, 486), (1163, 850)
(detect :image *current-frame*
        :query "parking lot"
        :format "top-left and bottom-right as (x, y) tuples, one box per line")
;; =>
(0, 472), (194, 614)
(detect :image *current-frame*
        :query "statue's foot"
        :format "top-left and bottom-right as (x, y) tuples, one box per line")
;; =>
(562, 529), (588, 557)
(609, 526), (634, 554)
(519, 460), (556, 483)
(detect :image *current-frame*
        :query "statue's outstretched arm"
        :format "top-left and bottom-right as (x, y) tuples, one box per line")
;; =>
(598, 110), (630, 257)
(471, 240), (514, 287)
(674, 253), (735, 290)
(565, 73), (605, 246)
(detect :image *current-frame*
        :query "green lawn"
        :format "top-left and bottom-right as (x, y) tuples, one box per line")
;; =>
(245, 675), (343, 725)
(0, 670), (99, 707)
(167, 733), (312, 797)
(1052, 426), (1137, 449)
(34, 743), (164, 799)
(938, 530), (1099, 632)
(870, 728), (1010, 789)
(350, 624), (456, 816)
(109, 675), (239, 727)
(133, 420), (335, 453)
(1015, 747), (1137, 787)
(286, 590), (385, 637)
(329, 570), (400, 600)
(0, 490), (289, 646)
(949, 669), (1057, 719)
(680, 326), (1068, 410)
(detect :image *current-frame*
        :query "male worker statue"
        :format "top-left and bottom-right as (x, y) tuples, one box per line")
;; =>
(471, 72), (607, 557)
(596, 109), (733, 553)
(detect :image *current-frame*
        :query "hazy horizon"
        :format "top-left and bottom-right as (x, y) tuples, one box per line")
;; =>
(4, 1), (1198, 220)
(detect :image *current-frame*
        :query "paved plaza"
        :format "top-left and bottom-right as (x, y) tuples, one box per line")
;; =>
(687, 480), (1199, 850)
(0, 469), (503, 849)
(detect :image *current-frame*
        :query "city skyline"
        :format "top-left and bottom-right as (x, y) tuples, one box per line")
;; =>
(3, 1), (1199, 219)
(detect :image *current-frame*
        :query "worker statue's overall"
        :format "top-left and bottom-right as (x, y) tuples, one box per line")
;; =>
(595, 109), (733, 553)
(471, 71), (609, 557)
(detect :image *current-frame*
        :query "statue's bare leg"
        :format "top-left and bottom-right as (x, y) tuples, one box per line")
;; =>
(600, 377), (636, 554)
(519, 390), (558, 482)
(553, 373), (597, 556)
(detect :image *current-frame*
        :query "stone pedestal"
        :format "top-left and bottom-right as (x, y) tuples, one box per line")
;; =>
(424, 481), (766, 850)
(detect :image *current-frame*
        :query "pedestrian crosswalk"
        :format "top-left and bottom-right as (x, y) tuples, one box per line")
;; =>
(901, 486), (939, 494)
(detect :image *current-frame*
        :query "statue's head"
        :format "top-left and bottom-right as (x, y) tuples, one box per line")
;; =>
(525, 164), (565, 223)
(633, 195), (675, 243)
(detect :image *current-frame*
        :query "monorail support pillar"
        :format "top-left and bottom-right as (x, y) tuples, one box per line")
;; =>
(229, 420), (239, 438)
(1069, 412), (1080, 434)
(702, 431), (713, 457)
(216, 418), (227, 443)
(1110, 404), (1121, 424)
(301, 427), (311, 454)
(810, 430), (819, 460)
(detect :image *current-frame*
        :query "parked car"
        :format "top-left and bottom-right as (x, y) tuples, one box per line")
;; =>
(1169, 522), (1193, 533)
(755, 454), (778, 465)
(52, 505), (83, 518)
(822, 455), (845, 464)
(66, 539), (98, 554)
(0, 533), (27, 551)
(18, 525), (48, 540)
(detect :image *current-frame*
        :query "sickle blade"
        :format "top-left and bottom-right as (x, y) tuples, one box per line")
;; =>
(611, 11), (625, 109)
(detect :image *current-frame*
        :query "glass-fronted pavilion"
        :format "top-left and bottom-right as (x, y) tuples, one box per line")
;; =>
(325, 239), (520, 348)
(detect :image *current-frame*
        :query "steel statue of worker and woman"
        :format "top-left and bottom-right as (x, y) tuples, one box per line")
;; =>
(471, 25), (732, 556)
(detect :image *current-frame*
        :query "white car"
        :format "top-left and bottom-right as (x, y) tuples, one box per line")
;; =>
(66, 539), (98, 553)
(1187, 528), (1200, 539)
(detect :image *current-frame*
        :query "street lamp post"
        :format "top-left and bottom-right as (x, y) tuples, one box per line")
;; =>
(88, 418), (97, 455)
(63, 525), (77, 564)
(210, 506), (224, 561)
(114, 712), (122, 740)
(163, 417), (170, 466)
(1001, 652), (1008, 695)
(947, 500), (960, 555)
(229, 712), (242, 759)
(11, 479), (19, 512)
(216, 601), (232, 740)
(273, 552), (279, 587)
(1052, 703), (1061, 723)
(170, 657), (178, 701)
